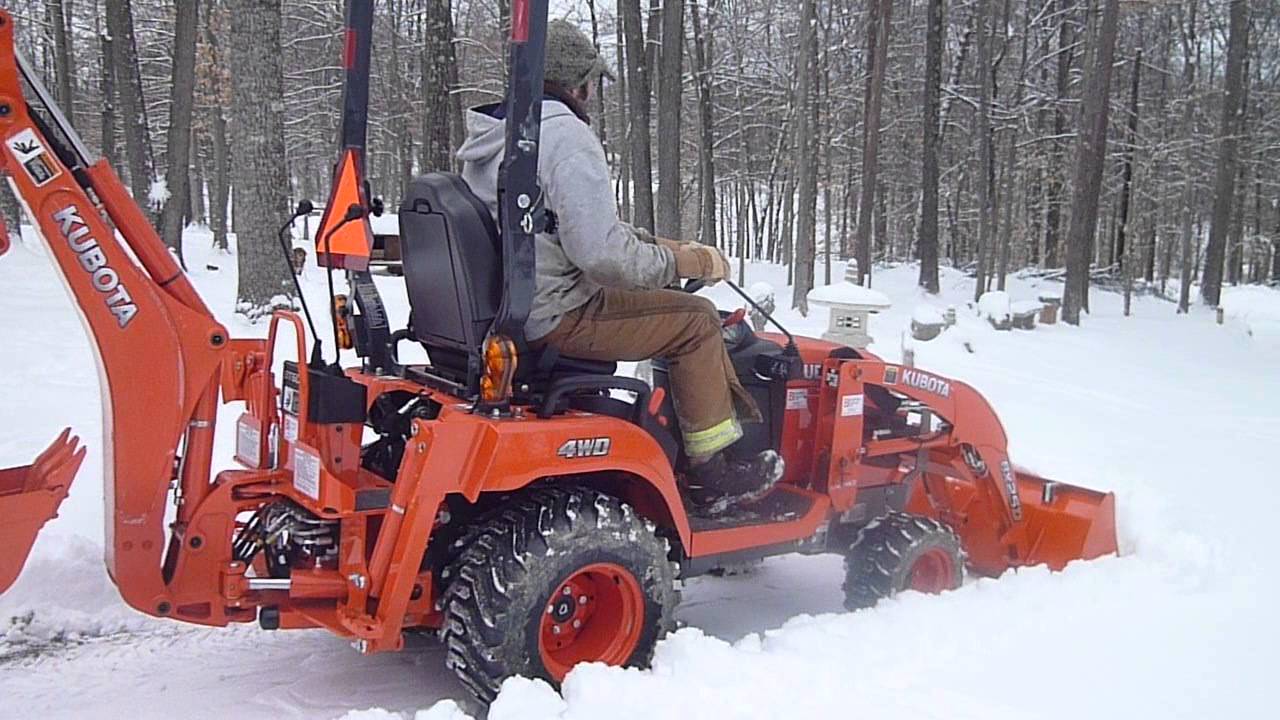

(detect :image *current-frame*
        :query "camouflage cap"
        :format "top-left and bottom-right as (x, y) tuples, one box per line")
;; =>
(544, 19), (615, 89)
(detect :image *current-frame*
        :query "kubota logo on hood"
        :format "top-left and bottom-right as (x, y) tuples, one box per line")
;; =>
(53, 205), (138, 328)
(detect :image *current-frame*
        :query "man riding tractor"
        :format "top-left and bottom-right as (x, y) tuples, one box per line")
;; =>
(457, 19), (782, 514)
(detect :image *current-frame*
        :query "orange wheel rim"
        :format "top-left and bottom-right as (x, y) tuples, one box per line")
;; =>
(538, 562), (645, 681)
(907, 549), (955, 594)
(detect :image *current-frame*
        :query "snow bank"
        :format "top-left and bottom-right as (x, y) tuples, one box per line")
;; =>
(0, 536), (156, 647)
(1220, 284), (1280, 348)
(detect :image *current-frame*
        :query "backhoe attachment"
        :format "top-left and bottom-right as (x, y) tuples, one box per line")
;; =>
(0, 429), (84, 593)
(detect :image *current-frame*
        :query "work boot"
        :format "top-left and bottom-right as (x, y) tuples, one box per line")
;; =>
(685, 450), (785, 516)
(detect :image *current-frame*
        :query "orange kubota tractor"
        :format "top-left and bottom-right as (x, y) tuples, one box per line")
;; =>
(0, 1), (1116, 704)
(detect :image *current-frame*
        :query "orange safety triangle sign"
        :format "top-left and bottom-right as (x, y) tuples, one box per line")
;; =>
(315, 149), (373, 271)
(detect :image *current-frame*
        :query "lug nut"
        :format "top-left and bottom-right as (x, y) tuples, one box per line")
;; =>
(547, 605), (555, 615)
(578, 595), (588, 605)
(572, 619), (582, 629)
(551, 625), (562, 635)
(562, 586), (572, 596)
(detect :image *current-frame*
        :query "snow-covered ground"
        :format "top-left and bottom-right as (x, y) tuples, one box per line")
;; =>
(2, 227), (1278, 719)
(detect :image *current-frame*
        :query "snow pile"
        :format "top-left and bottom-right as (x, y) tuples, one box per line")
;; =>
(1220, 284), (1280, 348)
(976, 290), (1011, 324)
(0, 536), (156, 650)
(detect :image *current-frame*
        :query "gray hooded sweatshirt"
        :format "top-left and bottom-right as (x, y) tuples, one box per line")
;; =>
(456, 99), (677, 341)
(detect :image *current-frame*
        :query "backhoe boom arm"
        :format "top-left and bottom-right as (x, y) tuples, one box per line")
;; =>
(0, 11), (234, 616)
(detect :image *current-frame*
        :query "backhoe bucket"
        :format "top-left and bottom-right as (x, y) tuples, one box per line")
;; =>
(0, 429), (84, 593)
(1011, 468), (1117, 571)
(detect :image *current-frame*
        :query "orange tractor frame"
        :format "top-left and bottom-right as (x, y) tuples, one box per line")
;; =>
(0, 2), (1116, 704)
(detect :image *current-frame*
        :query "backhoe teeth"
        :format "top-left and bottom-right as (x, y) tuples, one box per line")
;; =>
(0, 429), (86, 594)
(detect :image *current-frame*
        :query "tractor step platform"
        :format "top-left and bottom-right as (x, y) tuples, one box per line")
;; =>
(690, 484), (817, 532)
(685, 485), (832, 570)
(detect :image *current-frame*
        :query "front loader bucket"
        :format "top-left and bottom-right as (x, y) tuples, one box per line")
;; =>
(1011, 468), (1117, 571)
(0, 429), (84, 593)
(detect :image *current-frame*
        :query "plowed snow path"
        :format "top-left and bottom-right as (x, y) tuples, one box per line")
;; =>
(0, 557), (844, 719)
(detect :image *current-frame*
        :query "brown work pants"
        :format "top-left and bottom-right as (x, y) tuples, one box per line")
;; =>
(533, 288), (759, 457)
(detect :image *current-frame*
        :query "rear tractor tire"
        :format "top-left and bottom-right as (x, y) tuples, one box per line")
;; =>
(843, 511), (964, 611)
(439, 487), (678, 703)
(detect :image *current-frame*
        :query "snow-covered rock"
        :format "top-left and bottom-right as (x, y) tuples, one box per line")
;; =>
(747, 281), (775, 304)
(977, 290), (1011, 324)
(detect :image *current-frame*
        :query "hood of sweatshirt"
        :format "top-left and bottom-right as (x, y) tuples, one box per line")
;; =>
(455, 99), (580, 167)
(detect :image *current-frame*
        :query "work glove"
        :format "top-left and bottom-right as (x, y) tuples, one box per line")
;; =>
(672, 243), (730, 284)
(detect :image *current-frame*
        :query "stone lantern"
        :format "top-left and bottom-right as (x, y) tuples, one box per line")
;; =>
(806, 273), (891, 349)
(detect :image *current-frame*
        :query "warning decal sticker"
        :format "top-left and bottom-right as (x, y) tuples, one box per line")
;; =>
(7, 128), (61, 187)
(840, 393), (865, 417)
(786, 388), (809, 410)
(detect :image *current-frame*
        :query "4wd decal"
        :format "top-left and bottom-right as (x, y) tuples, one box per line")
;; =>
(556, 437), (612, 459)
(53, 205), (139, 328)
(901, 368), (951, 398)
(7, 128), (60, 187)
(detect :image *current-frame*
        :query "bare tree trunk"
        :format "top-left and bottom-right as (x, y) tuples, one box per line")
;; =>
(159, 0), (200, 260)
(792, 0), (818, 314)
(99, 14), (117, 166)
(621, 0), (655, 233)
(855, 0), (893, 286)
(586, 0), (609, 144)
(229, 0), (291, 315)
(1177, 0), (1199, 313)
(690, 0), (716, 246)
(917, 0), (944, 294)
(421, 0), (457, 173)
(1113, 47), (1142, 270)
(190, 133), (207, 226)
(1044, 0), (1077, 268)
(205, 0), (231, 251)
(49, 0), (75, 125)
(105, 0), (153, 206)
(1062, 0), (1120, 325)
(1200, 0), (1249, 307)
(614, 5), (631, 221)
(655, 0), (683, 238)
(973, 0), (995, 302)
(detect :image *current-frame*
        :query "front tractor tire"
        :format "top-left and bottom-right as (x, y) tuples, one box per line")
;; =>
(439, 487), (678, 703)
(843, 512), (964, 611)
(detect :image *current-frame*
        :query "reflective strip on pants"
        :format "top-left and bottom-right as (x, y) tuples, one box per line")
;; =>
(682, 416), (743, 458)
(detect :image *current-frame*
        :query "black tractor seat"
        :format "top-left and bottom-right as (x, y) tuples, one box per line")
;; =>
(397, 172), (618, 398)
